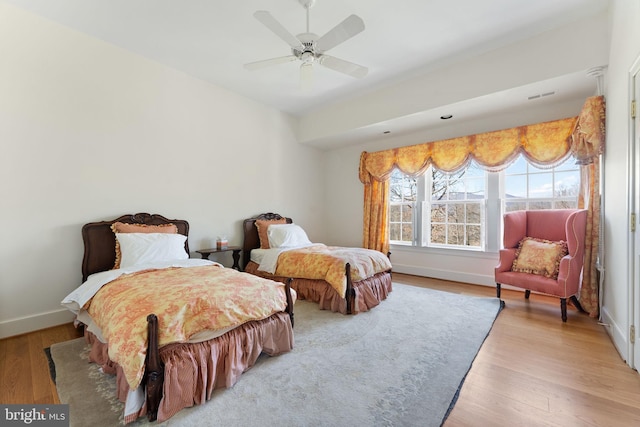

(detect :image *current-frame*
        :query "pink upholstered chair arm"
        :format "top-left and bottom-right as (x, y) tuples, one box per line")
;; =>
(564, 210), (588, 257)
(556, 210), (587, 296)
(495, 248), (516, 273)
(556, 255), (581, 296)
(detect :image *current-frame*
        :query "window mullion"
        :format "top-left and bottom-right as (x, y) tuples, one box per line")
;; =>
(416, 174), (426, 246)
(486, 172), (501, 252)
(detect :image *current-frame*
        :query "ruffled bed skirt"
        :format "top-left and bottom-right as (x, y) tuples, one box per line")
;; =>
(85, 312), (294, 423)
(245, 261), (392, 314)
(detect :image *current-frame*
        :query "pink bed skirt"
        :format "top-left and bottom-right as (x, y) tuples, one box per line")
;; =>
(245, 261), (392, 314)
(85, 312), (294, 423)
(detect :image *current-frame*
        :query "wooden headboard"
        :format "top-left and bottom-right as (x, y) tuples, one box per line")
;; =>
(242, 213), (292, 270)
(81, 213), (190, 282)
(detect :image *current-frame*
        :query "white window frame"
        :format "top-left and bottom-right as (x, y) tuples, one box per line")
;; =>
(388, 170), (418, 245)
(388, 155), (580, 253)
(424, 167), (486, 250)
(501, 156), (580, 213)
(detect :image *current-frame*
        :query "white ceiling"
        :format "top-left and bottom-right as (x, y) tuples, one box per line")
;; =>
(3, 0), (609, 147)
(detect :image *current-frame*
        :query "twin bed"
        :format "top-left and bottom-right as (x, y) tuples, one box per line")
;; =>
(63, 212), (392, 424)
(63, 213), (295, 424)
(242, 212), (393, 315)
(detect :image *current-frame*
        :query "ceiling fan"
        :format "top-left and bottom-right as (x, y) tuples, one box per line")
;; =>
(243, 0), (368, 89)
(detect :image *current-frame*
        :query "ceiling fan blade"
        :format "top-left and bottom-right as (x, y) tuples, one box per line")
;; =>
(253, 11), (303, 50)
(319, 55), (368, 79)
(244, 55), (297, 71)
(315, 14), (365, 53)
(300, 62), (314, 90)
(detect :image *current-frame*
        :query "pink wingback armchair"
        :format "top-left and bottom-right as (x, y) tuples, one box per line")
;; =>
(495, 209), (588, 322)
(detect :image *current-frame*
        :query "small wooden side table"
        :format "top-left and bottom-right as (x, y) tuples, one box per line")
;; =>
(196, 246), (242, 271)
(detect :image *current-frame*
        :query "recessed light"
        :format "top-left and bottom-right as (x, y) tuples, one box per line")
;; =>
(440, 114), (453, 120)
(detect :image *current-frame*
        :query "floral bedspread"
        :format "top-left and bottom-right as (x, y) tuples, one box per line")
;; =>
(273, 245), (392, 298)
(86, 264), (293, 389)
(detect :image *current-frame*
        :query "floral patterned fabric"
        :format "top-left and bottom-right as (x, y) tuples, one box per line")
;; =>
(361, 175), (389, 254)
(272, 245), (392, 298)
(359, 117), (577, 182)
(86, 264), (293, 390)
(578, 159), (601, 317)
(511, 237), (568, 279)
(573, 95), (605, 317)
(571, 95), (606, 165)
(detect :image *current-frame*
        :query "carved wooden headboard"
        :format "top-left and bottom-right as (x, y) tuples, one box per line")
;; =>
(81, 213), (189, 282)
(242, 213), (292, 270)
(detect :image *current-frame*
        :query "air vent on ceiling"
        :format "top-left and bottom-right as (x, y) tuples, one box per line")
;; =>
(528, 91), (556, 101)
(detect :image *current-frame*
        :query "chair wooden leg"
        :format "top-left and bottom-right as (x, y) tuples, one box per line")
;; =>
(524, 290), (531, 299)
(570, 295), (587, 313)
(496, 283), (501, 298)
(560, 298), (567, 322)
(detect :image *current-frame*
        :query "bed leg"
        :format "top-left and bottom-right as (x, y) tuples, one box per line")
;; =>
(345, 263), (354, 315)
(145, 314), (164, 422)
(285, 278), (294, 328)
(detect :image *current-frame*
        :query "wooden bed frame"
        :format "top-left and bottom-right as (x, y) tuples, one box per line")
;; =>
(242, 212), (391, 315)
(81, 213), (294, 421)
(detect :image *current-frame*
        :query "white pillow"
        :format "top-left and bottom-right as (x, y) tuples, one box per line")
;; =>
(267, 224), (312, 248)
(116, 233), (188, 268)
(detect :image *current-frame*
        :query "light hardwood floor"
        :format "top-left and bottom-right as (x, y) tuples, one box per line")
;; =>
(0, 321), (81, 405)
(1, 273), (640, 426)
(392, 273), (640, 427)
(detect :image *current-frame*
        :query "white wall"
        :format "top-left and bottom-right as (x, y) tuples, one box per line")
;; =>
(599, 0), (640, 361)
(0, 4), (325, 338)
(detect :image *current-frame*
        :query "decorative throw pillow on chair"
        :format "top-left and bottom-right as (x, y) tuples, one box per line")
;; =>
(511, 237), (568, 279)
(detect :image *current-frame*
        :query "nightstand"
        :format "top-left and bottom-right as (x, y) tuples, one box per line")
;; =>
(196, 246), (242, 271)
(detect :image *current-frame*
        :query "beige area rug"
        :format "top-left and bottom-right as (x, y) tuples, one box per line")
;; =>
(50, 283), (503, 427)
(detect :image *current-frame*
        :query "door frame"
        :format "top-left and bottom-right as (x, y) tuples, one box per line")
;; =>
(629, 55), (640, 370)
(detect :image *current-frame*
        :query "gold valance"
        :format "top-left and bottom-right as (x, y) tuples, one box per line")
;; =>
(360, 116), (578, 183)
(360, 95), (606, 183)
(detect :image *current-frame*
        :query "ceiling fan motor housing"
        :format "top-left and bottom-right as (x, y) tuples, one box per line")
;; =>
(293, 33), (319, 61)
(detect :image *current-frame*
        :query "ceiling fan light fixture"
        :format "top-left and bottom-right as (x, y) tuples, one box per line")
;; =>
(300, 51), (314, 63)
(300, 62), (314, 91)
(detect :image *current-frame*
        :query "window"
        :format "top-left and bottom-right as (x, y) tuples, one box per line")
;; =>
(504, 156), (580, 212)
(428, 165), (485, 248)
(388, 155), (580, 251)
(389, 171), (416, 244)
